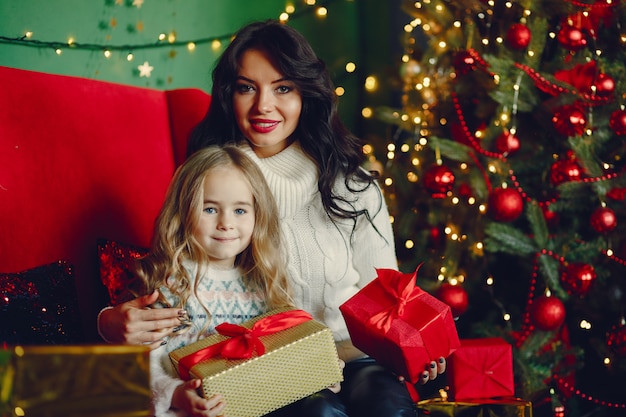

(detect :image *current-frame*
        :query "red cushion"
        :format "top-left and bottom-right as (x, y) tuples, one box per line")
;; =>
(98, 238), (149, 306)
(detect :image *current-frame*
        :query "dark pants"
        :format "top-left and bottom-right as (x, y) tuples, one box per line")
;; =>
(266, 358), (417, 417)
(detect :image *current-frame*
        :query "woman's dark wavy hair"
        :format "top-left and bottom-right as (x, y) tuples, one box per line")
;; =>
(188, 19), (381, 223)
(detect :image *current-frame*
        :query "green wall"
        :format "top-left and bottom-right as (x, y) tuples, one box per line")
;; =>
(0, 0), (401, 133)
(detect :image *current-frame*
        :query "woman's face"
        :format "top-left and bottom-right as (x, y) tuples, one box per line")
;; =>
(233, 48), (302, 158)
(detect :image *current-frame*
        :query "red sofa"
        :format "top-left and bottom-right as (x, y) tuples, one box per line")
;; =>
(0, 65), (211, 342)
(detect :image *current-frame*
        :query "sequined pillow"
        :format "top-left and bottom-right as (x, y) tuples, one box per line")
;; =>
(97, 238), (149, 306)
(0, 260), (84, 345)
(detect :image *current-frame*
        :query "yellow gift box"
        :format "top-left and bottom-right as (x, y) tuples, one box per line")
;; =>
(169, 308), (343, 417)
(0, 344), (151, 417)
(416, 397), (532, 417)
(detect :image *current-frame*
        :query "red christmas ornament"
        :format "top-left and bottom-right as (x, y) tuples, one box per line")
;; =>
(458, 183), (473, 198)
(594, 73), (615, 97)
(590, 206), (617, 233)
(495, 131), (520, 154)
(557, 24), (587, 50)
(552, 105), (587, 136)
(560, 262), (597, 296)
(488, 187), (524, 222)
(550, 159), (582, 186)
(530, 295), (566, 331)
(428, 226), (445, 249)
(609, 109), (626, 135)
(437, 283), (469, 317)
(452, 50), (476, 76)
(506, 23), (531, 49)
(424, 164), (455, 198)
(542, 205), (560, 227)
(607, 325), (626, 357)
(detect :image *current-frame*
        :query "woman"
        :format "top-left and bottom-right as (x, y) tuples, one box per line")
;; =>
(98, 20), (444, 417)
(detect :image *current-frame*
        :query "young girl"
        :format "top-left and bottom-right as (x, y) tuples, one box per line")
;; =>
(100, 20), (445, 416)
(128, 145), (295, 416)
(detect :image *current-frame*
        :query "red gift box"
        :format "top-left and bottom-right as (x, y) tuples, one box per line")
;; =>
(339, 267), (460, 384)
(448, 337), (515, 400)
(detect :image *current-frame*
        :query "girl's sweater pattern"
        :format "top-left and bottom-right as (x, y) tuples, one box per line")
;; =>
(150, 264), (266, 416)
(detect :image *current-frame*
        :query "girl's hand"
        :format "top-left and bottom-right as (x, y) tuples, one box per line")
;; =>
(172, 379), (226, 417)
(327, 359), (345, 394)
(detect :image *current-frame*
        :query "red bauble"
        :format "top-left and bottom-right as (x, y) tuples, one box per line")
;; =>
(530, 295), (566, 331)
(550, 159), (582, 186)
(607, 325), (626, 357)
(458, 183), (473, 198)
(437, 283), (469, 317)
(557, 24), (587, 50)
(542, 205), (560, 227)
(590, 206), (617, 233)
(428, 226), (445, 249)
(552, 105), (587, 136)
(560, 262), (597, 296)
(609, 109), (626, 135)
(424, 164), (455, 198)
(595, 73), (615, 97)
(495, 131), (520, 154)
(488, 187), (524, 222)
(506, 23), (531, 49)
(453, 50), (476, 76)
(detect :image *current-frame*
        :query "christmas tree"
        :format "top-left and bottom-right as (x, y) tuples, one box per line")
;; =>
(368, 1), (626, 416)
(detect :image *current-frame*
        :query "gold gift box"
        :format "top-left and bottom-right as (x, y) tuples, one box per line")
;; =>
(1, 345), (151, 417)
(417, 397), (532, 417)
(170, 308), (343, 417)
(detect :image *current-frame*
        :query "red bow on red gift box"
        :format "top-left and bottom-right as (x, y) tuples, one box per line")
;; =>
(369, 267), (425, 333)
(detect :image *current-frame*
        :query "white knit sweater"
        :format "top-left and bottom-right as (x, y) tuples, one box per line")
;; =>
(240, 142), (398, 342)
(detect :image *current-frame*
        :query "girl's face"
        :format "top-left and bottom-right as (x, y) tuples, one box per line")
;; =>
(233, 48), (302, 158)
(193, 165), (255, 269)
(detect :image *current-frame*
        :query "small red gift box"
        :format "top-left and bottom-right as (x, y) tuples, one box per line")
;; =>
(447, 337), (514, 400)
(339, 267), (460, 384)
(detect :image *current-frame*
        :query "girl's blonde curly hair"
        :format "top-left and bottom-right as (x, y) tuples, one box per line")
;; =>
(125, 145), (293, 330)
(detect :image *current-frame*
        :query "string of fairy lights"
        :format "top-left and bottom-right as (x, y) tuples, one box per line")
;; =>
(0, 0), (363, 95)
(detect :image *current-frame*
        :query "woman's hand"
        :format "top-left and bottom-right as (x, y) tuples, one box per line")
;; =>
(395, 357), (446, 385)
(419, 357), (446, 385)
(172, 379), (226, 417)
(98, 290), (184, 349)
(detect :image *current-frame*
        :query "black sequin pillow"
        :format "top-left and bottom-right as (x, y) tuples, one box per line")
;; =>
(0, 260), (84, 345)
(97, 238), (149, 306)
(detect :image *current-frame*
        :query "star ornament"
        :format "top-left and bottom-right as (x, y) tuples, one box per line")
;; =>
(138, 61), (154, 77)
(132, 0), (144, 8)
